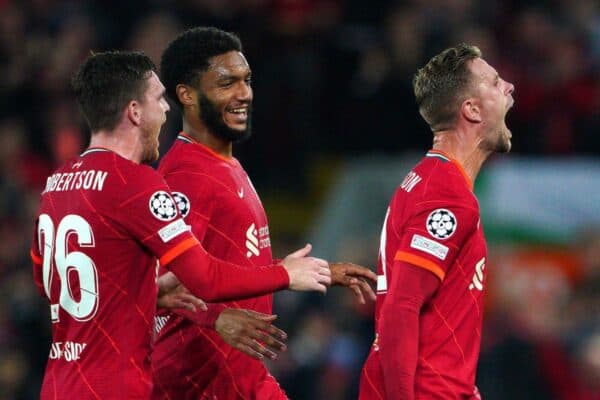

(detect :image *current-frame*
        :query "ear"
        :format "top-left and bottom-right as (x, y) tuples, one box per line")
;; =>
(176, 84), (196, 107)
(461, 98), (482, 123)
(126, 100), (142, 126)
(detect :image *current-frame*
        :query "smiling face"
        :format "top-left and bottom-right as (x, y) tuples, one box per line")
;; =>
(469, 58), (515, 153)
(197, 51), (253, 143)
(139, 71), (170, 163)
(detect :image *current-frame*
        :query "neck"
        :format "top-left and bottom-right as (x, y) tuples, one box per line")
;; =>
(88, 128), (143, 164)
(431, 127), (492, 184)
(182, 116), (232, 158)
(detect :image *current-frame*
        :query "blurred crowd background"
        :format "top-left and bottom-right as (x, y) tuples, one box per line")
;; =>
(1, 0), (599, 399)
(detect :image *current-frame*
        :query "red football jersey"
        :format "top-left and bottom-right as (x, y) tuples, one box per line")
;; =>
(31, 148), (200, 400)
(152, 133), (286, 399)
(360, 150), (487, 399)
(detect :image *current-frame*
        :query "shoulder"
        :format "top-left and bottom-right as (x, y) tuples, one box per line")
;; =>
(416, 157), (477, 207)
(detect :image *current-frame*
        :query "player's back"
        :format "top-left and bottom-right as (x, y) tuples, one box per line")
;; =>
(362, 150), (486, 399)
(33, 149), (173, 399)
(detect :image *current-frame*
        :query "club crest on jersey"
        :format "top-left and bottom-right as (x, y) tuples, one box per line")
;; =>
(426, 208), (457, 239)
(172, 192), (190, 218)
(149, 191), (178, 221)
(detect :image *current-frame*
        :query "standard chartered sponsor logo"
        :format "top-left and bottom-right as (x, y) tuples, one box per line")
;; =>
(245, 223), (271, 258)
(49, 341), (87, 361)
(469, 258), (486, 291)
(154, 315), (170, 334)
(246, 223), (259, 257)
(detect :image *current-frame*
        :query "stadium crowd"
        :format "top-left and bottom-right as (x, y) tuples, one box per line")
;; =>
(0, 0), (598, 399)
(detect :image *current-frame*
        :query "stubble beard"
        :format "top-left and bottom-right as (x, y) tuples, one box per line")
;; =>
(198, 94), (252, 144)
(141, 127), (160, 164)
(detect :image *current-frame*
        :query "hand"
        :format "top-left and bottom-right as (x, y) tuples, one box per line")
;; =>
(157, 273), (207, 312)
(281, 244), (331, 293)
(330, 262), (377, 304)
(215, 309), (288, 361)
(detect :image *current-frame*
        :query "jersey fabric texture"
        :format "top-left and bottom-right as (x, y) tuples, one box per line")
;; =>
(152, 133), (287, 400)
(31, 148), (199, 400)
(359, 150), (487, 399)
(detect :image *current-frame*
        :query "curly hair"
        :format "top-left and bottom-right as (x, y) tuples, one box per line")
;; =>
(160, 27), (242, 105)
(71, 51), (155, 132)
(413, 44), (481, 131)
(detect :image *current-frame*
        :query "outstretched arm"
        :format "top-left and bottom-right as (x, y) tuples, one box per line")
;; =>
(165, 243), (330, 303)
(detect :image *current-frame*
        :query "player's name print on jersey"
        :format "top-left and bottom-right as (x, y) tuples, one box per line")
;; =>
(48, 341), (87, 362)
(400, 171), (422, 193)
(246, 223), (271, 258)
(43, 170), (108, 193)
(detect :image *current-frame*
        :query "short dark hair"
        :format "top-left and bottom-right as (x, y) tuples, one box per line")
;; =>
(413, 44), (482, 131)
(72, 51), (156, 132)
(160, 27), (242, 105)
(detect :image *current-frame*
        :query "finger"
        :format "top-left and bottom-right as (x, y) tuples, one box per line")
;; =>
(311, 257), (329, 268)
(244, 337), (278, 360)
(317, 272), (332, 286)
(357, 278), (377, 301)
(236, 342), (265, 361)
(285, 243), (312, 259)
(262, 323), (287, 341)
(244, 310), (277, 322)
(254, 330), (287, 352)
(314, 283), (328, 294)
(317, 265), (331, 278)
(350, 284), (366, 304)
(248, 318), (288, 341)
(176, 293), (208, 311)
(345, 264), (377, 282)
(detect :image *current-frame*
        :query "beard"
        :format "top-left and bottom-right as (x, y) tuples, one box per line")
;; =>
(198, 94), (252, 144)
(493, 127), (512, 153)
(140, 126), (160, 164)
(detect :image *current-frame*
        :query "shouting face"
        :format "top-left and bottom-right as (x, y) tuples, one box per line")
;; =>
(469, 58), (515, 153)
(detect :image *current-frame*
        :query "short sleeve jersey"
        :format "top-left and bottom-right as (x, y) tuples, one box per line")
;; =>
(30, 148), (196, 400)
(152, 134), (275, 397)
(364, 150), (487, 399)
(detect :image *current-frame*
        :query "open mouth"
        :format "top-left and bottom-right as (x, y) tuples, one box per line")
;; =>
(226, 106), (248, 124)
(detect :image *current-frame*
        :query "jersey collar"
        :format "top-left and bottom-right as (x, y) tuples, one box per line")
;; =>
(426, 149), (473, 191)
(177, 132), (236, 164)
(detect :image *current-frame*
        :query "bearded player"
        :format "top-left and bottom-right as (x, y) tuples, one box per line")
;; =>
(151, 27), (377, 400)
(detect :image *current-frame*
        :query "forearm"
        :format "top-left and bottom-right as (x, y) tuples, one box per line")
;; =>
(166, 244), (289, 302)
(379, 261), (440, 399)
(379, 300), (421, 399)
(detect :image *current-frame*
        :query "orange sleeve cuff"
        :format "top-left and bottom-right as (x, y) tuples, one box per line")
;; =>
(30, 249), (42, 265)
(159, 237), (199, 266)
(394, 250), (445, 281)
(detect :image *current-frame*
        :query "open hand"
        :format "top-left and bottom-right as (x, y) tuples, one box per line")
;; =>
(215, 309), (288, 361)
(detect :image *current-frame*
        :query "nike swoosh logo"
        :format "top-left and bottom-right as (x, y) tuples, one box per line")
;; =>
(237, 188), (244, 198)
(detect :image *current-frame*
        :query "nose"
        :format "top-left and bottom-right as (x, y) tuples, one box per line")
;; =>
(237, 81), (252, 101)
(506, 81), (515, 95)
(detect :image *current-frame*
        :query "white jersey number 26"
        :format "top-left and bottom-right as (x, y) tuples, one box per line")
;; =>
(37, 214), (99, 322)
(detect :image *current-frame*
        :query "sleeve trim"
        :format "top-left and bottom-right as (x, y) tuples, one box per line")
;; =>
(159, 237), (199, 266)
(394, 250), (445, 281)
